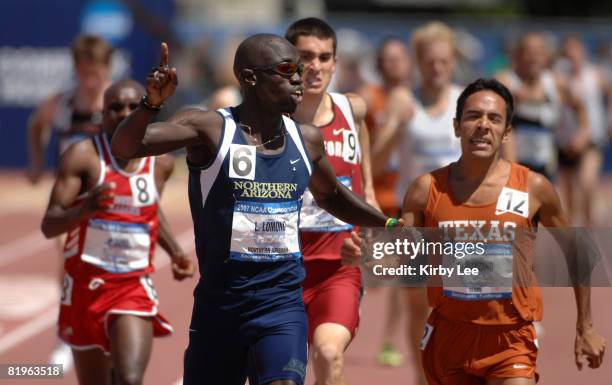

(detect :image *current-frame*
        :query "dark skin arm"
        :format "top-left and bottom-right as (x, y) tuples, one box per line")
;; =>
(153, 154), (195, 280)
(110, 42), (221, 166)
(41, 140), (115, 238)
(341, 173), (430, 266)
(300, 123), (389, 227)
(529, 171), (605, 370)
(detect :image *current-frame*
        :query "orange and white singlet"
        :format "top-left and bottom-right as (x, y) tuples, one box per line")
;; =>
(424, 162), (542, 325)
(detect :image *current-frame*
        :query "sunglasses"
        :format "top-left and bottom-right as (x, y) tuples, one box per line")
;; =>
(250, 61), (304, 78)
(107, 101), (140, 113)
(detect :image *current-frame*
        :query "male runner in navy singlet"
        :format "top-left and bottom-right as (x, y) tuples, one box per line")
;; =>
(111, 35), (397, 385)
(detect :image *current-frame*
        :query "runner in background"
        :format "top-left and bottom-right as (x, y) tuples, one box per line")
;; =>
(27, 34), (114, 370)
(286, 17), (378, 385)
(41, 79), (194, 385)
(357, 36), (413, 368)
(366, 22), (462, 384)
(496, 32), (589, 181)
(555, 36), (611, 225)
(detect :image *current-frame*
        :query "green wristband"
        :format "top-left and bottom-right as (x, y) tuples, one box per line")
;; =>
(385, 217), (398, 231)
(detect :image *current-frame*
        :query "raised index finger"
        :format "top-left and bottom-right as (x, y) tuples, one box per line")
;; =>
(160, 42), (169, 67)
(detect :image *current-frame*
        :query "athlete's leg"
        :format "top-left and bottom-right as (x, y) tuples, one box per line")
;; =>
(404, 287), (429, 385)
(49, 234), (73, 371)
(303, 262), (360, 385)
(377, 287), (404, 367)
(247, 307), (308, 385)
(72, 348), (112, 385)
(311, 322), (352, 385)
(487, 377), (536, 385)
(108, 315), (153, 385)
(558, 167), (576, 222)
(578, 147), (602, 226)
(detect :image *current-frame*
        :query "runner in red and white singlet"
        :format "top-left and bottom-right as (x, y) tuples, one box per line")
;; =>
(42, 80), (194, 385)
(286, 18), (379, 385)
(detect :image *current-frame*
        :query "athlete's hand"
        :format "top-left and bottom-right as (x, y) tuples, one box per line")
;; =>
(82, 183), (115, 216)
(575, 326), (606, 370)
(171, 253), (195, 281)
(145, 42), (178, 107)
(341, 232), (362, 267)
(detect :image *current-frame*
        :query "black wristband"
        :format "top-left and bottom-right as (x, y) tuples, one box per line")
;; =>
(140, 95), (163, 112)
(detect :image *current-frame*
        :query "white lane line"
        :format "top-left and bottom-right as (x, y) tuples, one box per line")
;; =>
(0, 228), (195, 355)
(0, 232), (53, 268)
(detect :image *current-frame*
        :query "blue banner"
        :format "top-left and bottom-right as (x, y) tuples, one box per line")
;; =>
(0, 0), (174, 167)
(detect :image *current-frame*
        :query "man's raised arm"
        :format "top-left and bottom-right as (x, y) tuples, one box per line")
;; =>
(110, 42), (217, 159)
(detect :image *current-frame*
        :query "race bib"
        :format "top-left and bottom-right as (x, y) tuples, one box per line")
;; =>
(495, 187), (529, 218)
(129, 174), (156, 207)
(419, 323), (434, 350)
(60, 274), (73, 306)
(230, 200), (300, 261)
(514, 125), (554, 167)
(81, 219), (151, 273)
(299, 176), (353, 232)
(443, 243), (513, 301)
(342, 130), (358, 164)
(229, 144), (256, 181)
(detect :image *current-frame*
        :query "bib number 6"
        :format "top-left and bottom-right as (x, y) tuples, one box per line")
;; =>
(229, 144), (256, 180)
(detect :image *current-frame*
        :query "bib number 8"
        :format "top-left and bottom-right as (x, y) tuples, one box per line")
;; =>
(129, 174), (156, 207)
(135, 177), (150, 204)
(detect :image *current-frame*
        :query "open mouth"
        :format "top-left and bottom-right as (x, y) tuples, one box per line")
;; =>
(304, 77), (322, 87)
(291, 88), (304, 103)
(470, 138), (491, 145)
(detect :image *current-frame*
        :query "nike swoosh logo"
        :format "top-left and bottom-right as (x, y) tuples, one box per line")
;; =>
(290, 159), (301, 164)
(495, 209), (506, 215)
(332, 128), (344, 136)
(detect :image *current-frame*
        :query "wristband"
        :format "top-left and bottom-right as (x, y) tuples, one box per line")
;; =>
(384, 217), (398, 231)
(140, 95), (163, 112)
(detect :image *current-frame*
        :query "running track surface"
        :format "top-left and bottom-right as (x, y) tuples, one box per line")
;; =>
(0, 168), (611, 385)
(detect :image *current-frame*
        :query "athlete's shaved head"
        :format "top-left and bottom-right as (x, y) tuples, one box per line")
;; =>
(104, 79), (145, 104)
(233, 34), (297, 78)
(103, 79), (145, 135)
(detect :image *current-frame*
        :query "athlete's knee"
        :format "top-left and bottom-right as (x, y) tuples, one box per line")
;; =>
(312, 341), (344, 369)
(113, 367), (144, 385)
